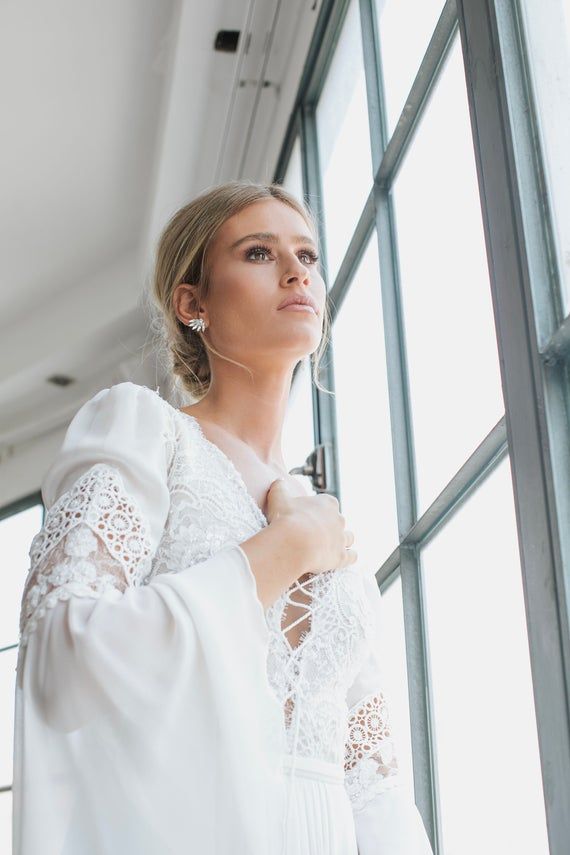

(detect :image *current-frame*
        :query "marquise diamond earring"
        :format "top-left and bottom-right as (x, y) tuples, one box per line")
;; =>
(186, 317), (207, 332)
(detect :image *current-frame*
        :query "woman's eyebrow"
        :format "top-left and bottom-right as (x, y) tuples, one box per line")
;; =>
(229, 231), (317, 249)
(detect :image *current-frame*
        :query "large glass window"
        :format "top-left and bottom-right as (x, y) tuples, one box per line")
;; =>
(282, 136), (304, 202)
(374, 0), (445, 135)
(281, 135), (316, 491)
(421, 456), (549, 854)
(0, 647), (17, 853)
(277, 0), (569, 844)
(1, 505), (42, 649)
(0, 501), (43, 852)
(284, 355), (317, 496)
(333, 234), (399, 567)
(518, 0), (570, 315)
(392, 35), (504, 514)
(316, 0), (373, 283)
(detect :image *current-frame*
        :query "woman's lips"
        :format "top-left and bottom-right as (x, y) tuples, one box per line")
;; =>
(278, 304), (317, 314)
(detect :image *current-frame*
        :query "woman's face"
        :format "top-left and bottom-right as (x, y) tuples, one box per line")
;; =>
(195, 198), (326, 366)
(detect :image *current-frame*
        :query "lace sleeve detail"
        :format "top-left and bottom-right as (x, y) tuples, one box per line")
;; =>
(344, 689), (400, 812)
(19, 463), (153, 647)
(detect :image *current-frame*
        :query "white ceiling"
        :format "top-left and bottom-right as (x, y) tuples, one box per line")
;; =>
(0, 0), (320, 500)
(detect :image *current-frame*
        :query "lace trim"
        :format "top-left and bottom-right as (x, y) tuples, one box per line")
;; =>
(265, 572), (329, 731)
(171, 408), (268, 531)
(274, 573), (321, 653)
(344, 691), (400, 812)
(19, 463), (153, 646)
(265, 569), (372, 763)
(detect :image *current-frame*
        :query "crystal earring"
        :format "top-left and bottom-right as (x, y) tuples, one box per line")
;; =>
(186, 317), (207, 332)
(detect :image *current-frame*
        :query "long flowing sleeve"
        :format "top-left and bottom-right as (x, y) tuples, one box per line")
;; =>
(344, 572), (434, 855)
(12, 382), (286, 855)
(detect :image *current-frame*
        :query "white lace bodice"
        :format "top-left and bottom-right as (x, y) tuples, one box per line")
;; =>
(19, 382), (402, 816)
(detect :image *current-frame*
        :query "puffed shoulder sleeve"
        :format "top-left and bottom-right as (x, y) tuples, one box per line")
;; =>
(343, 572), (434, 855)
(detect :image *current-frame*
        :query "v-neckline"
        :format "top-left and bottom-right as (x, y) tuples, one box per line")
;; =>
(181, 407), (323, 656)
(172, 407), (269, 529)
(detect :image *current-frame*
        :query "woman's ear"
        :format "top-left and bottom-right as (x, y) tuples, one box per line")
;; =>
(173, 282), (207, 326)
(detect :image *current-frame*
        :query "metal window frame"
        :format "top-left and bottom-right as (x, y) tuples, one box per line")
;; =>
(274, 0), (570, 851)
(454, 2), (570, 851)
(0, 490), (43, 525)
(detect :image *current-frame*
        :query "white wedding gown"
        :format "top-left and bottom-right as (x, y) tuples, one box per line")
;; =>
(12, 381), (434, 855)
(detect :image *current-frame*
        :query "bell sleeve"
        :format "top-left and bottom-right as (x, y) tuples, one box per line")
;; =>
(12, 381), (286, 855)
(344, 571), (434, 855)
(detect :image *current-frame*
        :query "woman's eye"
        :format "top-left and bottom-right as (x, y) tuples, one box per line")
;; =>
(246, 245), (272, 262)
(245, 245), (319, 264)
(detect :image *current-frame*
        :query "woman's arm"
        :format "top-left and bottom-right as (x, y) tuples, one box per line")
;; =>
(14, 383), (287, 855)
(239, 514), (312, 608)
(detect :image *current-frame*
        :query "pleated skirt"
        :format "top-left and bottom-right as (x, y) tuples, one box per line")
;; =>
(280, 755), (358, 855)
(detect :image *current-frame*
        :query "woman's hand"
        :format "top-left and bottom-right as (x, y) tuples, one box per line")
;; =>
(264, 477), (357, 574)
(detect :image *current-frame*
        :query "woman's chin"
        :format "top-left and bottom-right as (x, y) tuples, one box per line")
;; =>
(277, 329), (322, 352)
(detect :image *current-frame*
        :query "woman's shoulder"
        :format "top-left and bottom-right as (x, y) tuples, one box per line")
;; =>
(74, 381), (176, 431)
(74, 379), (178, 456)
(86, 379), (164, 408)
(42, 381), (175, 509)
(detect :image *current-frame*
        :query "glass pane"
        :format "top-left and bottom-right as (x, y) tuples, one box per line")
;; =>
(421, 455), (549, 854)
(0, 791), (11, 855)
(282, 136), (304, 202)
(0, 647), (17, 789)
(519, 0), (570, 315)
(333, 234), (399, 569)
(381, 573), (415, 796)
(375, 0), (445, 137)
(316, 0), (373, 283)
(282, 135), (316, 492)
(284, 357), (316, 497)
(0, 503), (43, 648)
(392, 35), (504, 514)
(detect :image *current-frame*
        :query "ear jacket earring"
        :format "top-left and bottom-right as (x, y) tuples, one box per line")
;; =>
(186, 317), (207, 332)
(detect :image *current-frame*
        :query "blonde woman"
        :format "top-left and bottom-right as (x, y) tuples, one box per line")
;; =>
(13, 181), (434, 855)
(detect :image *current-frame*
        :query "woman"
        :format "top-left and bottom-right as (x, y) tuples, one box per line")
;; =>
(12, 181), (434, 854)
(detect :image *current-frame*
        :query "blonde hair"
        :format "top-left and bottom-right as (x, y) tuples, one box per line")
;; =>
(146, 180), (333, 401)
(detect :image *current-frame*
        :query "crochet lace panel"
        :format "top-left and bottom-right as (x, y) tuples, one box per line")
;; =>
(265, 567), (374, 765)
(343, 690), (400, 811)
(19, 463), (154, 647)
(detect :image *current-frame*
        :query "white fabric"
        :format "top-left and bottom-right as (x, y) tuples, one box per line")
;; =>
(12, 381), (434, 854)
(282, 756), (358, 854)
(343, 574), (434, 855)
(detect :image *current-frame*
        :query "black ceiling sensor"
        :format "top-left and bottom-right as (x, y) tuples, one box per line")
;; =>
(214, 30), (240, 53)
(47, 374), (75, 387)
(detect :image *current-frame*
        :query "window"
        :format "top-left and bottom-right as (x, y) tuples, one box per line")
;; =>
(282, 135), (304, 202)
(333, 233), (398, 566)
(0, 500), (43, 852)
(392, 35), (503, 513)
(518, 0), (570, 315)
(284, 354), (317, 496)
(280, 135), (317, 490)
(421, 455), (548, 853)
(316, 0), (372, 283)
(275, 0), (569, 848)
